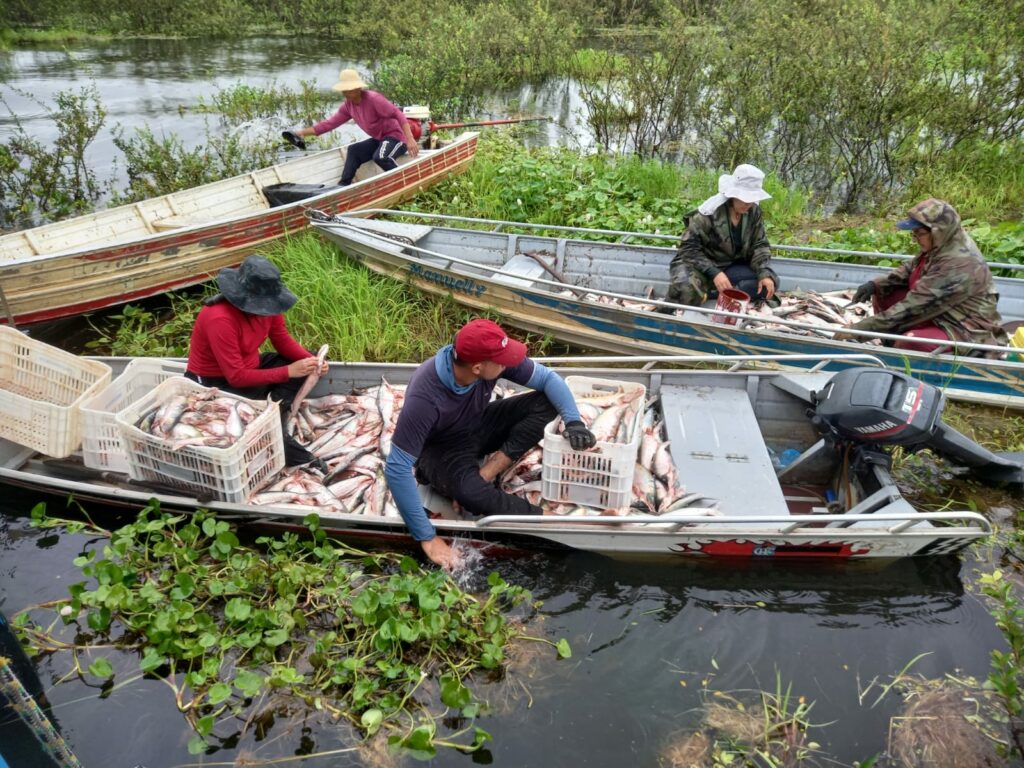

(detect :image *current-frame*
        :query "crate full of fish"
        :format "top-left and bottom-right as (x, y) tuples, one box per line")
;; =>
(541, 376), (646, 511)
(80, 358), (188, 473)
(0, 327), (112, 458)
(115, 377), (284, 503)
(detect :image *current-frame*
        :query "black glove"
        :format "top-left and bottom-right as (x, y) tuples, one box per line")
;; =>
(848, 281), (876, 306)
(281, 130), (307, 150)
(563, 420), (597, 451)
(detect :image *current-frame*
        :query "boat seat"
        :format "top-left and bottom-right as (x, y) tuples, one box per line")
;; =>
(660, 383), (789, 521)
(769, 372), (836, 405)
(490, 254), (548, 288)
(151, 214), (210, 231)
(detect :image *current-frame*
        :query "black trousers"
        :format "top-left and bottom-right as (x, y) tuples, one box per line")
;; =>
(340, 136), (407, 185)
(720, 262), (760, 299)
(185, 352), (315, 467)
(415, 392), (556, 517)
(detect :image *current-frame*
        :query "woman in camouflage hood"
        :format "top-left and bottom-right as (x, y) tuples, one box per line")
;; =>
(841, 198), (1007, 356)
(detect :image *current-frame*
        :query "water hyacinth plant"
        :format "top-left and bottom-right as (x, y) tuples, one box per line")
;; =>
(14, 503), (571, 758)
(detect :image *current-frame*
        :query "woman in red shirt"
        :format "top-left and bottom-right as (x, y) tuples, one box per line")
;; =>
(186, 255), (327, 470)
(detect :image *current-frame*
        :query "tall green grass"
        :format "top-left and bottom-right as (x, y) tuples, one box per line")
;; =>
(263, 233), (560, 361)
(262, 234), (468, 362)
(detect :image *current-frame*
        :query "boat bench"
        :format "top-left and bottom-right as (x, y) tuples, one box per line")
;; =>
(489, 254), (548, 288)
(151, 214), (210, 231)
(660, 383), (789, 520)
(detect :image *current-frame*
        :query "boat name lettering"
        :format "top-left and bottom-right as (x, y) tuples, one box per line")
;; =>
(117, 254), (150, 269)
(408, 263), (487, 297)
(753, 546), (776, 556)
(852, 420), (899, 434)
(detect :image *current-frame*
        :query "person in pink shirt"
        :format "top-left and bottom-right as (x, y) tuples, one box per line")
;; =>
(288, 68), (419, 186)
(186, 255), (328, 470)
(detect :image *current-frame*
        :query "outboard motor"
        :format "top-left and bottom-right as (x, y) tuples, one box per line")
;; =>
(812, 368), (1024, 486)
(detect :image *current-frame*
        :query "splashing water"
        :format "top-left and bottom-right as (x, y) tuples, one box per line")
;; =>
(449, 540), (486, 588)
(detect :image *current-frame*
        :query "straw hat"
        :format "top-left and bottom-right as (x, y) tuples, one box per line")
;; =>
(332, 68), (368, 93)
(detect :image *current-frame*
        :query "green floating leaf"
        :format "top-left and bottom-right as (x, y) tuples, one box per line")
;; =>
(224, 597), (251, 622)
(195, 714), (215, 737)
(556, 638), (572, 659)
(440, 674), (471, 709)
(233, 669), (263, 698)
(471, 726), (493, 749)
(361, 708), (383, 735)
(207, 682), (232, 705)
(139, 647), (165, 673)
(87, 657), (114, 679)
(396, 725), (437, 760)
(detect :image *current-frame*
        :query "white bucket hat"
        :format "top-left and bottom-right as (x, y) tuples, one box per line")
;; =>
(332, 68), (368, 93)
(698, 163), (771, 215)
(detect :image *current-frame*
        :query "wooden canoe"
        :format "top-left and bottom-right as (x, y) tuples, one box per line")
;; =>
(0, 134), (478, 326)
(0, 355), (991, 560)
(311, 210), (1024, 408)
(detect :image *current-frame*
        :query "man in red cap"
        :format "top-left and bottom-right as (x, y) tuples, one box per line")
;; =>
(384, 318), (596, 569)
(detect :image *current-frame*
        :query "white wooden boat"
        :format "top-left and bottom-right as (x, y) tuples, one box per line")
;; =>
(310, 210), (1024, 408)
(0, 354), (998, 560)
(0, 135), (478, 326)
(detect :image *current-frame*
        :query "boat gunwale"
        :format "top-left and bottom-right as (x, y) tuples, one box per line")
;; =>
(334, 207), (1024, 273)
(0, 460), (993, 540)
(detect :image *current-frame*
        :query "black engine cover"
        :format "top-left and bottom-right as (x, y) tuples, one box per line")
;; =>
(262, 183), (338, 207)
(813, 368), (944, 447)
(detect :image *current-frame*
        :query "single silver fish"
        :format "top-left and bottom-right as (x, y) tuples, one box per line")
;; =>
(289, 344), (329, 421)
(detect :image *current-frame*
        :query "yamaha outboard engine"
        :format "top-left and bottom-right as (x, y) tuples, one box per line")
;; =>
(812, 368), (1024, 486)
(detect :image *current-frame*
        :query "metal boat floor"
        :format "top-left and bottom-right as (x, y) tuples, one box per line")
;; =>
(660, 384), (788, 519)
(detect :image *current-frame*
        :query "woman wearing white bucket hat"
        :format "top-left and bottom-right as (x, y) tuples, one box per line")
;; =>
(287, 68), (419, 186)
(665, 163), (778, 308)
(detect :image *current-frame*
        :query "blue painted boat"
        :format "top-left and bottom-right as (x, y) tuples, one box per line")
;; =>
(311, 210), (1024, 408)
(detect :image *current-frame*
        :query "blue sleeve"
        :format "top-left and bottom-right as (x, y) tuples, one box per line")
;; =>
(384, 445), (435, 541)
(525, 363), (581, 423)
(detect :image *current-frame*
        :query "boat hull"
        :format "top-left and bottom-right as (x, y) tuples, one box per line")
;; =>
(0, 358), (991, 561)
(314, 216), (1024, 408)
(0, 135), (477, 325)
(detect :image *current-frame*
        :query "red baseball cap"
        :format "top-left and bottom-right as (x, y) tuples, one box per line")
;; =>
(454, 319), (527, 366)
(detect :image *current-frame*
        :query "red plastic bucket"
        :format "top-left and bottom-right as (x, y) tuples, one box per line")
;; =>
(712, 287), (751, 325)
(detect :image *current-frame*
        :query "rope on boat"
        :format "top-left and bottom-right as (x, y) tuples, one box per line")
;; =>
(0, 656), (84, 768)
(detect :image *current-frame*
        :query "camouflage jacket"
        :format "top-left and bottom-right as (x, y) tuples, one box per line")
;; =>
(852, 199), (1007, 352)
(670, 203), (776, 283)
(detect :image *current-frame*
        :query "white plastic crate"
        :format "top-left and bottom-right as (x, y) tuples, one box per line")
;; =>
(541, 376), (646, 511)
(80, 358), (188, 473)
(115, 377), (284, 502)
(0, 327), (112, 458)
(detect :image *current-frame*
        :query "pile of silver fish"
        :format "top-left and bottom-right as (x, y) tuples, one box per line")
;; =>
(556, 285), (876, 338)
(133, 388), (258, 451)
(248, 377), (713, 520)
(499, 392), (716, 517)
(251, 380), (405, 515)
(740, 289), (875, 338)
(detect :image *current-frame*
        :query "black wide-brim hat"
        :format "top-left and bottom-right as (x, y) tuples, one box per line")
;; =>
(217, 255), (298, 316)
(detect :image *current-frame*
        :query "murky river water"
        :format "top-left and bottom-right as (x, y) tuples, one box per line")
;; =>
(0, 37), (1018, 767)
(0, 36), (588, 199)
(0, 486), (1010, 767)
